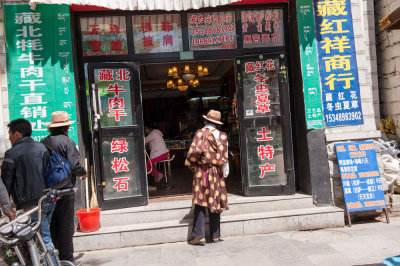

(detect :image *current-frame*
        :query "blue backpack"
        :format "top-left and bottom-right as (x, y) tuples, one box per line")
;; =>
(43, 143), (72, 189)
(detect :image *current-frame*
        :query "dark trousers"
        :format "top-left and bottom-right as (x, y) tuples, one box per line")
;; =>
(191, 204), (220, 239)
(50, 193), (75, 262)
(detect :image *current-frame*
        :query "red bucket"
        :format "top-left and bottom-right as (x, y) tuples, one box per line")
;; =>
(76, 208), (101, 232)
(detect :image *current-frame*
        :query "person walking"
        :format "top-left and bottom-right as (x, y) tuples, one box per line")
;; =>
(41, 111), (87, 263)
(1, 119), (53, 248)
(185, 110), (229, 245)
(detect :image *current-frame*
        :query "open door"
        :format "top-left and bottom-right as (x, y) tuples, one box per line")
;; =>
(88, 62), (148, 210)
(235, 53), (295, 196)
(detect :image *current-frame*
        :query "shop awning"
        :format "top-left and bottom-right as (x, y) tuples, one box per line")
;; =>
(380, 6), (400, 31)
(29, 0), (241, 11)
(30, 0), (288, 11)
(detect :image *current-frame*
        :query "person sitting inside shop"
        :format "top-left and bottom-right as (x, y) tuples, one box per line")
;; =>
(144, 124), (168, 186)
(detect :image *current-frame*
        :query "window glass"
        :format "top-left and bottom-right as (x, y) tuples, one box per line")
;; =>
(132, 14), (183, 54)
(245, 124), (286, 186)
(94, 67), (135, 127)
(80, 16), (128, 56)
(241, 9), (285, 48)
(102, 136), (142, 200)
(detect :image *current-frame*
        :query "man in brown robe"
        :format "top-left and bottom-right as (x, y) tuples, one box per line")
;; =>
(185, 110), (229, 245)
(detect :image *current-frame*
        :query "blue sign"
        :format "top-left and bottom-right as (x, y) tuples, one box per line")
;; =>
(314, 0), (363, 127)
(335, 141), (386, 212)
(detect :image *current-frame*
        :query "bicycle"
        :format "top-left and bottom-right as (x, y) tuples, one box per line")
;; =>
(0, 188), (77, 266)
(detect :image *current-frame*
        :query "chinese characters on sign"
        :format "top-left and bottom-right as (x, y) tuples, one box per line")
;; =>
(188, 11), (236, 50)
(94, 68), (134, 127)
(314, 0), (363, 126)
(242, 57), (280, 118)
(245, 125), (286, 187)
(257, 127), (276, 178)
(80, 16), (128, 56)
(102, 136), (142, 199)
(335, 141), (386, 212)
(241, 9), (284, 48)
(296, 0), (324, 129)
(237, 55), (287, 187)
(4, 4), (78, 143)
(132, 14), (183, 54)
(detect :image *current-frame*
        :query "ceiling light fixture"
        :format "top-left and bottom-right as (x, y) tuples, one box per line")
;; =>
(166, 63), (209, 91)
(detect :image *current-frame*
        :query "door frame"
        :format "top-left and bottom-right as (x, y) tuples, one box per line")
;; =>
(87, 62), (148, 210)
(235, 53), (295, 196)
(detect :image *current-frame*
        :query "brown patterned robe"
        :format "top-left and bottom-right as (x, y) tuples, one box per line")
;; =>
(185, 127), (229, 213)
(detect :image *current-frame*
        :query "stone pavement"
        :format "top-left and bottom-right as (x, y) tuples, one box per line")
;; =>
(75, 217), (400, 266)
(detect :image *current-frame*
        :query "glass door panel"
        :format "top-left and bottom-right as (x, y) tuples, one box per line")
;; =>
(235, 53), (294, 196)
(88, 62), (147, 210)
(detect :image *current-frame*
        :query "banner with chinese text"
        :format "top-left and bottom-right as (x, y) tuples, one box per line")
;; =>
(241, 9), (284, 48)
(4, 4), (78, 143)
(188, 12), (236, 50)
(296, 0), (324, 129)
(132, 14), (183, 54)
(336, 141), (386, 212)
(80, 16), (128, 56)
(314, 0), (363, 127)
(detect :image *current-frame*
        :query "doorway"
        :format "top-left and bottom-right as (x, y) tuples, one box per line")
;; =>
(140, 59), (243, 201)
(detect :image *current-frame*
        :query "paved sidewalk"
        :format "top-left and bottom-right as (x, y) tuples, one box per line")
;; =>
(77, 217), (400, 266)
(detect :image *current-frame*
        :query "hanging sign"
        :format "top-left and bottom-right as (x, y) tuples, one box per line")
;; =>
(188, 11), (237, 50)
(132, 14), (183, 54)
(4, 4), (78, 143)
(296, 0), (324, 129)
(241, 9), (285, 48)
(80, 16), (128, 56)
(314, 0), (363, 127)
(335, 141), (386, 213)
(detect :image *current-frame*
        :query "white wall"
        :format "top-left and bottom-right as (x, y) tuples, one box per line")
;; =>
(375, 0), (400, 136)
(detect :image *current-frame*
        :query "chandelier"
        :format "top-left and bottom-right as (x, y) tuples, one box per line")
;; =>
(166, 63), (209, 91)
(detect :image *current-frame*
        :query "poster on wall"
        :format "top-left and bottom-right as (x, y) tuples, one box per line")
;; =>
(132, 14), (183, 54)
(80, 16), (128, 56)
(4, 4), (78, 143)
(241, 9), (285, 48)
(335, 141), (386, 213)
(296, 0), (324, 129)
(314, 0), (364, 127)
(188, 11), (237, 50)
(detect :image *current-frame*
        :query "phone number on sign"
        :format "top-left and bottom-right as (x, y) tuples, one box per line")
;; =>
(191, 35), (235, 46)
(325, 112), (362, 123)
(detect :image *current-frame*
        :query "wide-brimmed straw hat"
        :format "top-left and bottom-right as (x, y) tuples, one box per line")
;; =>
(203, 109), (223, 125)
(44, 111), (75, 128)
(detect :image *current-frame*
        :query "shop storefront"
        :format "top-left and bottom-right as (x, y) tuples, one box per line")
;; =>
(72, 2), (296, 210)
(1, 0), (381, 218)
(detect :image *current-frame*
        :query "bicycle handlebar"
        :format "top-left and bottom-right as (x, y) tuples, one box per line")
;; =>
(0, 188), (77, 244)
